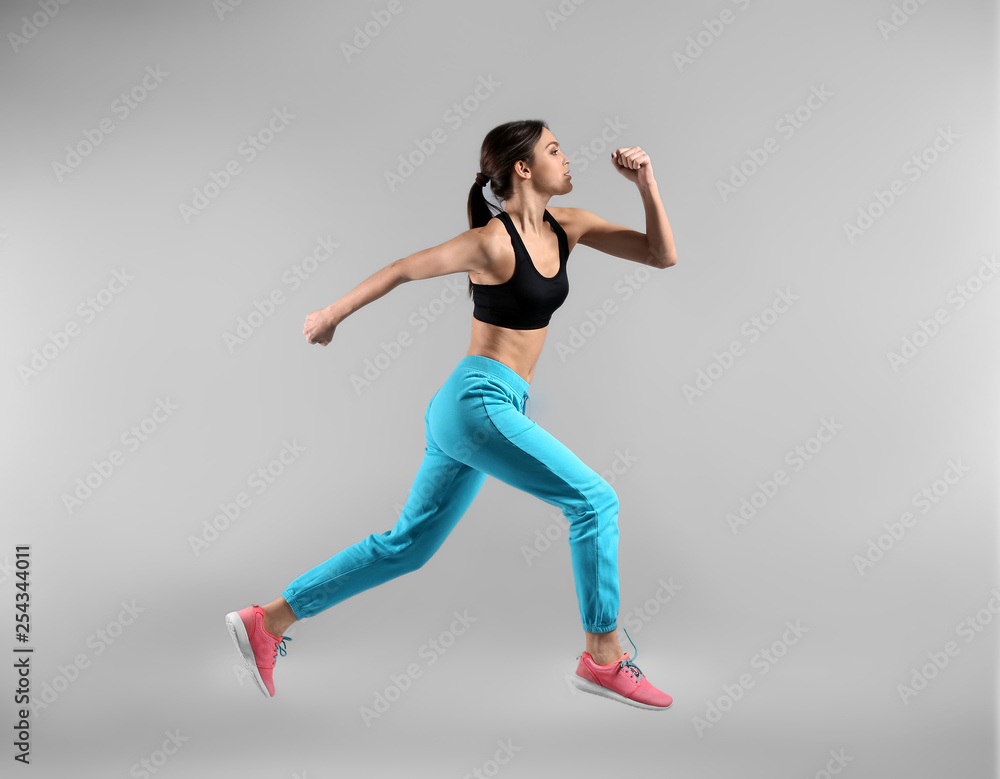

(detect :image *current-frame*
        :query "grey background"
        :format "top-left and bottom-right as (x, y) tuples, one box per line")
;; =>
(2, 0), (998, 776)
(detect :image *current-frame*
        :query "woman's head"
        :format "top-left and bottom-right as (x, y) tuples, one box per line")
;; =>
(466, 119), (572, 297)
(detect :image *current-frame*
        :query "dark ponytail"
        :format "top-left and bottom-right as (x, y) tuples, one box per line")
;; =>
(466, 119), (549, 298)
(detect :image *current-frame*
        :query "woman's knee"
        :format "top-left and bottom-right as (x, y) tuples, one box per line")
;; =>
(393, 535), (438, 572)
(370, 529), (436, 573)
(566, 478), (619, 526)
(594, 479), (619, 518)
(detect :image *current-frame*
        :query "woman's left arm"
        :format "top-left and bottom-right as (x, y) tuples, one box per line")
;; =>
(612, 146), (677, 267)
(572, 146), (678, 267)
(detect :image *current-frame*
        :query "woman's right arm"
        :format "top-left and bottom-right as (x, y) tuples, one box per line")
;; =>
(304, 228), (491, 345)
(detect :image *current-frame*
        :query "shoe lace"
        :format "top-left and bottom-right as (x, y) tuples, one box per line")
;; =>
(272, 636), (292, 663)
(619, 627), (644, 683)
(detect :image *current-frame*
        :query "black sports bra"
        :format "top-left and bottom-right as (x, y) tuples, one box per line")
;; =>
(470, 210), (570, 330)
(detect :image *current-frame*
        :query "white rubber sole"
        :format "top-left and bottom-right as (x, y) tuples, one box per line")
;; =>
(570, 674), (671, 711)
(225, 611), (270, 698)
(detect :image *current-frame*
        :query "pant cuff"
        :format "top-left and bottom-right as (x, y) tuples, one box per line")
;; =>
(281, 590), (303, 620)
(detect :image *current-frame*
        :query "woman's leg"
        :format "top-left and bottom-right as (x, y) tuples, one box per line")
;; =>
(276, 386), (487, 622)
(259, 597), (297, 636)
(268, 353), (621, 641)
(585, 628), (625, 665)
(431, 360), (673, 707)
(427, 356), (622, 641)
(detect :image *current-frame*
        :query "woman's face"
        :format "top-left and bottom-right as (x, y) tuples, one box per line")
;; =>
(529, 128), (572, 193)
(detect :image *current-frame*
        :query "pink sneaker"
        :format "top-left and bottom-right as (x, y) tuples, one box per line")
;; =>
(225, 604), (292, 697)
(571, 628), (671, 710)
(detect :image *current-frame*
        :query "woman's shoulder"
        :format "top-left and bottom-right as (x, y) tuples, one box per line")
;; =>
(546, 206), (583, 244)
(470, 215), (509, 264)
(546, 205), (581, 229)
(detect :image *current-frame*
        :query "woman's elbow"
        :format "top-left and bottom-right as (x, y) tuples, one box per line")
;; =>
(391, 256), (418, 283)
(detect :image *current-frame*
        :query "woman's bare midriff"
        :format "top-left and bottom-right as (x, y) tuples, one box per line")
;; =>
(466, 318), (546, 384)
(465, 206), (577, 385)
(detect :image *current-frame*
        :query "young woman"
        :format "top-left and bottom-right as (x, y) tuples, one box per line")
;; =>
(226, 119), (678, 711)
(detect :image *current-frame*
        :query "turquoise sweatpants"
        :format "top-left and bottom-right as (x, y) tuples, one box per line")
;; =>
(281, 354), (620, 633)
